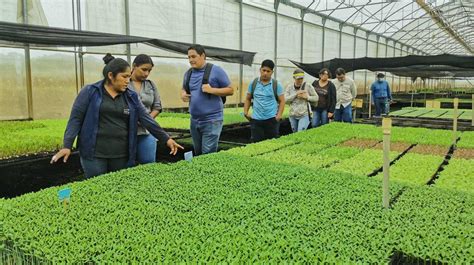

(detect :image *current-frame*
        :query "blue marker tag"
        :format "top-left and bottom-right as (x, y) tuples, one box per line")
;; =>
(58, 188), (71, 202)
(184, 151), (193, 162)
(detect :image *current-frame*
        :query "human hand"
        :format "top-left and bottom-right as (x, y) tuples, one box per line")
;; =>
(244, 112), (252, 121)
(50, 148), (71, 164)
(202, 84), (213, 94)
(181, 90), (191, 102)
(275, 114), (282, 121)
(297, 91), (308, 100)
(166, 139), (184, 155)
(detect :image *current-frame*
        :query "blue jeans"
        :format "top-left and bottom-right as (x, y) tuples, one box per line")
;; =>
(289, 115), (310, 132)
(190, 119), (223, 155)
(137, 134), (157, 164)
(334, 104), (352, 123)
(80, 156), (128, 178)
(312, 109), (329, 128)
(374, 97), (388, 117)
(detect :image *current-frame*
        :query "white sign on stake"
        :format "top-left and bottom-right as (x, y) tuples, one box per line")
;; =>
(184, 151), (193, 162)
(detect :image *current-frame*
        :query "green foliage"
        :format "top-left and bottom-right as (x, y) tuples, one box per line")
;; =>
(1, 153), (472, 263)
(375, 153), (445, 186)
(458, 131), (474, 148)
(0, 119), (65, 159)
(2, 122), (474, 263)
(329, 149), (399, 176)
(391, 126), (455, 146)
(436, 158), (474, 194)
(0, 108), (270, 158)
(389, 187), (473, 262)
(224, 138), (296, 157)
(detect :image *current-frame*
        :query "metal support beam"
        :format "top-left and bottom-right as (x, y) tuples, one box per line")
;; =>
(192, 0), (196, 44)
(321, 18), (326, 61)
(274, 3), (278, 79)
(338, 23), (343, 58)
(239, 0), (243, 106)
(22, 0), (34, 119)
(352, 28), (357, 80)
(416, 0), (473, 54)
(125, 0), (131, 64)
(77, 0), (84, 88)
(300, 10), (305, 62)
(72, 0), (79, 95)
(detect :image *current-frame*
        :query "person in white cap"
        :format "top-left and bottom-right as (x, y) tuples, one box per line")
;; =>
(284, 68), (318, 132)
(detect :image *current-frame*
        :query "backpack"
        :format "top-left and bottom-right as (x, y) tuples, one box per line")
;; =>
(183, 63), (226, 104)
(250, 78), (279, 103)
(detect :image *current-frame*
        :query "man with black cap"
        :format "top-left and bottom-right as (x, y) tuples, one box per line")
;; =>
(370, 73), (392, 118)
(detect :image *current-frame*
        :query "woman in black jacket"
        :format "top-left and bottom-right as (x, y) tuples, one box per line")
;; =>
(311, 68), (336, 127)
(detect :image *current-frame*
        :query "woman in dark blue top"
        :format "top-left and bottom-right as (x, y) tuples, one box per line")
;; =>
(51, 54), (182, 178)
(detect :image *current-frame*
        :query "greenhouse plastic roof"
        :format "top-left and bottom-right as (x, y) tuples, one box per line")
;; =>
(287, 0), (473, 55)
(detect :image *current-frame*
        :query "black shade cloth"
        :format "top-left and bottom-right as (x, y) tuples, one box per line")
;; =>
(0, 21), (255, 66)
(291, 54), (474, 79)
(375, 65), (474, 78)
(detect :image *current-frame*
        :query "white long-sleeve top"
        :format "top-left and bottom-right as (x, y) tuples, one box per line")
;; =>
(285, 82), (318, 118)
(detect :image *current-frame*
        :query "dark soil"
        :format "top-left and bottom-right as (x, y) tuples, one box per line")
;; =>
(453, 147), (474, 159)
(389, 250), (446, 265)
(409, 144), (449, 156)
(340, 138), (380, 149)
(373, 142), (412, 153)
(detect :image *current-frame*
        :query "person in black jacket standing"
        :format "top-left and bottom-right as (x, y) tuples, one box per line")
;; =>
(311, 68), (336, 127)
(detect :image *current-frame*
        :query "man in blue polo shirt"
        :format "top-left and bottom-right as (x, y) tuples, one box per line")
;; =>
(181, 44), (233, 155)
(243, 59), (285, 142)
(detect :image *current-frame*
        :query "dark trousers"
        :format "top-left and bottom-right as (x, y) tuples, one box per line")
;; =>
(80, 156), (129, 178)
(374, 97), (388, 117)
(250, 117), (279, 142)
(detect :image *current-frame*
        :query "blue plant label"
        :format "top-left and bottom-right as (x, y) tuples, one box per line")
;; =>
(240, 112), (244, 116)
(184, 151), (193, 162)
(58, 188), (71, 202)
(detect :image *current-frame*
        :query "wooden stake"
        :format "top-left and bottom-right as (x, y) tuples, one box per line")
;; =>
(382, 118), (391, 209)
(369, 90), (372, 118)
(453, 98), (458, 146)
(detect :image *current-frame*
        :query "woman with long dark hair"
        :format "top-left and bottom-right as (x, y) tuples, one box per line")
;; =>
(128, 54), (162, 164)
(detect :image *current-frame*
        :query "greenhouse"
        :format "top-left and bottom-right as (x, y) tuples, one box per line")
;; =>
(0, 0), (473, 263)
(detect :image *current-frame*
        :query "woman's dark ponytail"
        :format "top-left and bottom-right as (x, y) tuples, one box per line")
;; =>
(102, 53), (130, 84)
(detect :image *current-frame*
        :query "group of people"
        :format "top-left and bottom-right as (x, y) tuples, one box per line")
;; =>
(51, 43), (391, 179)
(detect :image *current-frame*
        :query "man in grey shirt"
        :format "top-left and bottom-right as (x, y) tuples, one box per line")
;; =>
(333, 68), (357, 123)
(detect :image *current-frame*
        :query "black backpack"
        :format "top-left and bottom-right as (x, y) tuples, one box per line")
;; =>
(184, 63), (226, 104)
(250, 77), (279, 103)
